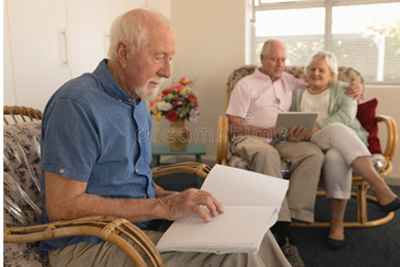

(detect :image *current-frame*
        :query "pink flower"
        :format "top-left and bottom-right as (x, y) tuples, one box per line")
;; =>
(173, 85), (184, 91)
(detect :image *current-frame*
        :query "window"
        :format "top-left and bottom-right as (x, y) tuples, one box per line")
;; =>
(248, 0), (400, 84)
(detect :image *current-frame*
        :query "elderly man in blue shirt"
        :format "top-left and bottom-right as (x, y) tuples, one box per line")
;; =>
(38, 8), (291, 267)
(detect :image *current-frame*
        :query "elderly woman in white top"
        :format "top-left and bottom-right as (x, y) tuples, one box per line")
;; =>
(290, 50), (400, 249)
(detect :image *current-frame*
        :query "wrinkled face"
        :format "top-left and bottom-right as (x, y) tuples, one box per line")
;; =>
(260, 42), (286, 81)
(306, 58), (332, 90)
(125, 24), (176, 100)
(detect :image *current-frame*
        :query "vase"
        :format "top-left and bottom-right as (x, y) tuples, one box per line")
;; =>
(167, 119), (190, 151)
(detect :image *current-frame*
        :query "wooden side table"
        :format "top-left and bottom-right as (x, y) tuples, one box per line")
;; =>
(151, 144), (207, 188)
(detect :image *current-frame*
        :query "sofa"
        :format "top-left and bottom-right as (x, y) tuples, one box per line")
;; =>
(217, 65), (399, 227)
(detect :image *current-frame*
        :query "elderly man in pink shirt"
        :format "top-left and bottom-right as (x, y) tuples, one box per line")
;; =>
(226, 39), (362, 267)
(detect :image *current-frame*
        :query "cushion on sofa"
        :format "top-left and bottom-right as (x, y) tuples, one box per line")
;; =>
(3, 121), (50, 267)
(356, 98), (382, 154)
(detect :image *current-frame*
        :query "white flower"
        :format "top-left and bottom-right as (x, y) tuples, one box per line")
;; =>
(156, 101), (173, 112)
(150, 105), (158, 114)
(189, 108), (200, 122)
(166, 93), (175, 100)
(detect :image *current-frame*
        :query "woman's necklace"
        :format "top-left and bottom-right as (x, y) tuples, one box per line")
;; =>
(307, 84), (330, 95)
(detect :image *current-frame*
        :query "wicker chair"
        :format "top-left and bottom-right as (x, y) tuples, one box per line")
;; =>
(4, 105), (43, 125)
(217, 66), (399, 228)
(3, 105), (211, 267)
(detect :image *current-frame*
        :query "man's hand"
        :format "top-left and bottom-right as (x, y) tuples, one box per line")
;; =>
(344, 83), (363, 101)
(158, 188), (224, 223)
(287, 126), (308, 142)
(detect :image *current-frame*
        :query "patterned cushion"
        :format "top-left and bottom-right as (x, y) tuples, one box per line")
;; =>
(228, 155), (250, 170)
(3, 121), (50, 267)
(4, 121), (42, 226)
(226, 65), (257, 93)
(337, 66), (365, 91)
(4, 246), (49, 267)
(284, 66), (308, 83)
(226, 65), (308, 92)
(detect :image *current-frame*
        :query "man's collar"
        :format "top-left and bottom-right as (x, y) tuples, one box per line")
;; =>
(94, 59), (142, 105)
(255, 67), (284, 83)
(255, 68), (272, 82)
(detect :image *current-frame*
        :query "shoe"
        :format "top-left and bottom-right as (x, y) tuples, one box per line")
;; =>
(381, 198), (400, 213)
(281, 237), (305, 267)
(327, 237), (345, 250)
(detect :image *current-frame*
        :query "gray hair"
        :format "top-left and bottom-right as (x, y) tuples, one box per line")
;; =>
(107, 8), (173, 60)
(305, 50), (338, 81)
(261, 39), (286, 57)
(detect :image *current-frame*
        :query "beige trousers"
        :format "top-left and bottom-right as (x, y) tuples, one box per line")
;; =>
(231, 136), (324, 223)
(48, 230), (290, 267)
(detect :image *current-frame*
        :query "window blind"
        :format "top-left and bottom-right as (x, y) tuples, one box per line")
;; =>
(249, 0), (400, 84)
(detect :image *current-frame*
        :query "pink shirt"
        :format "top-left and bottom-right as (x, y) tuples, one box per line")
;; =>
(226, 68), (304, 142)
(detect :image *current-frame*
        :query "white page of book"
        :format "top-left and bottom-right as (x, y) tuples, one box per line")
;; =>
(156, 165), (289, 253)
(156, 206), (277, 253)
(201, 164), (288, 208)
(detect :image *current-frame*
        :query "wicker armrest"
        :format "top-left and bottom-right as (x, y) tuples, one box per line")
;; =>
(4, 216), (163, 267)
(151, 162), (211, 179)
(217, 116), (229, 165)
(376, 115), (398, 161)
(4, 105), (43, 125)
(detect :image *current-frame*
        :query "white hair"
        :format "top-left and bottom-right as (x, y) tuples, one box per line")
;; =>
(107, 8), (173, 60)
(261, 39), (287, 57)
(135, 77), (165, 100)
(305, 50), (338, 81)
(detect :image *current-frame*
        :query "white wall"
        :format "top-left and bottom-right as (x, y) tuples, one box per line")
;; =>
(164, 0), (400, 184)
(153, 0), (246, 162)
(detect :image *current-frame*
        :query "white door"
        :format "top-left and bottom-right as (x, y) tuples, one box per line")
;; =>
(66, 0), (110, 78)
(66, 0), (148, 79)
(6, 0), (72, 110)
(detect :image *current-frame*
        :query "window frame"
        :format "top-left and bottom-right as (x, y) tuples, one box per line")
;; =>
(248, 0), (400, 85)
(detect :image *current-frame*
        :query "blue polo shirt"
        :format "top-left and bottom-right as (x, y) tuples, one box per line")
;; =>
(38, 59), (156, 253)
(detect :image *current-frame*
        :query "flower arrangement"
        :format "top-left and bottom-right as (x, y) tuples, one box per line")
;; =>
(150, 77), (200, 122)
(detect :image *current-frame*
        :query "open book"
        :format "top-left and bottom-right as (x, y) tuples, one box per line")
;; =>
(156, 164), (289, 254)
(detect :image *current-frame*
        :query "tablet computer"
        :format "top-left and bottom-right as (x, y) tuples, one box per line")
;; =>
(275, 112), (319, 133)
